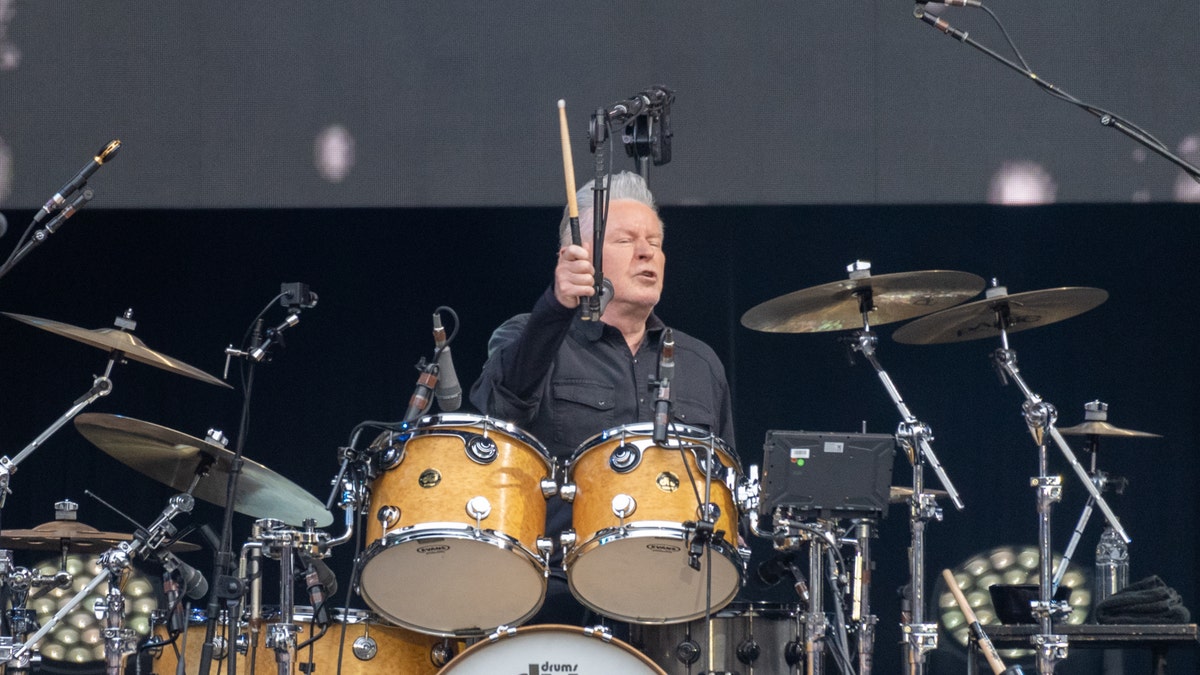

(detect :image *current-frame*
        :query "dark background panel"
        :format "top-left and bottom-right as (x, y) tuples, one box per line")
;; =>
(1, 3), (1198, 207)
(0, 203), (1194, 673)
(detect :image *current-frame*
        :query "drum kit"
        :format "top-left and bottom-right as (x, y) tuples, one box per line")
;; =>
(0, 258), (1156, 675)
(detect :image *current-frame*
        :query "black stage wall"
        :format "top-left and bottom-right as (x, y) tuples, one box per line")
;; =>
(0, 203), (1195, 673)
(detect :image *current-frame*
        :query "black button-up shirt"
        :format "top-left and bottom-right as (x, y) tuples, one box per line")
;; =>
(469, 285), (737, 550)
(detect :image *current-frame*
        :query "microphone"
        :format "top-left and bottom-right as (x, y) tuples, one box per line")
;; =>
(300, 554), (338, 596)
(161, 551), (209, 600)
(757, 551), (811, 603)
(162, 569), (188, 634)
(652, 328), (675, 444)
(41, 189), (94, 234)
(302, 563), (332, 626)
(432, 311), (462, 412)
(402, 359), (438, 423)
(604, 85), (674, 123)
(34, 140), (120, 224)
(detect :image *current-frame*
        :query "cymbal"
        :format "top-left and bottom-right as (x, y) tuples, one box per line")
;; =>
(1056, 421), (1162, 439)
(741, 270), (985, 333)
(0, 520), (200, 553)
(2, 312), (232, 389)
(889, 486), (949, 503)
(74, 413), (332, 527)
(892, 287), (1108, 345)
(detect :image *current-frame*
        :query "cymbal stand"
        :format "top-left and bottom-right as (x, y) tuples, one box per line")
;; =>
(840, 281), (963, 675)
(4, 493), (195, 674)
(988, 324), (1130, 675)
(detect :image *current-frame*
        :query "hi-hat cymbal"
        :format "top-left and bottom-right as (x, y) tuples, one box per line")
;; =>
(0, 520), (200, 553)
(74, 413), (332, 527)
(1056, 421), (1162, 438)
(2, 312), (232, 389)
(889, 486), (949, 504)
(892, 287), (1108, 345)
(741, 270), (985, 333)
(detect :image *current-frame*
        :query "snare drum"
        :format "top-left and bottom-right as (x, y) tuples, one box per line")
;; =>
(358, 414), (554, 636)
(631, 602), (804, 675)
(437, 624), (666, 674)
(562, 423), (745, 623)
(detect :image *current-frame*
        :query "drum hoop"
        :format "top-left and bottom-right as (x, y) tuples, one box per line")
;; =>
(439, 624), (666, 674)
(412, 413), (551, 460)
(360, 522), (549, 570)
(563, 522), (745, 573)
(567, 422), (741, 474)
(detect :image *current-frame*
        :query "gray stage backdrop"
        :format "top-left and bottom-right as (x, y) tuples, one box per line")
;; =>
(1, 2), (1198, 208)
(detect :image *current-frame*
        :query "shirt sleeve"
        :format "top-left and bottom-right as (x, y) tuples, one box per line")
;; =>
(468, 285), (576, 425)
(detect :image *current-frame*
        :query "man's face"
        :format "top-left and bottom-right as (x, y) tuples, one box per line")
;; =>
(581, 199), (665, 313)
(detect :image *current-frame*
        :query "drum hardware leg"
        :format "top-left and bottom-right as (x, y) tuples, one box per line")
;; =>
(836, 299), (964, 675)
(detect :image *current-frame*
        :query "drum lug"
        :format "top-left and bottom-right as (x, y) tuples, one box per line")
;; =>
(608, 442), (642, 473)
(464, 435), (499, 464)
(736, 637), (761, 664)
(352, 634), (378, 660)
(430, 639), (457, 667)
(376, 505), (400, 531)
(559, 482), (577, 503)
(536, 536), (554, 561)
(465, 496), (492, 522)
(583, 624), (613, 642)
(675, 638), (701, 665)
(611, 493), (637, 520)
(559, 529), (576, 552)
(539, 477), (559, 499)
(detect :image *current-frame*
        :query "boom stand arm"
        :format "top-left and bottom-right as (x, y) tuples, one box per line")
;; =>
(847, 328), (963, 675)
(990, 344), (1130, 674)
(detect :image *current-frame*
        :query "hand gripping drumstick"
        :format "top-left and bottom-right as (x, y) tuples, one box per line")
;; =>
(558, 99), (598, 320)
(942, 569), (1026, 675)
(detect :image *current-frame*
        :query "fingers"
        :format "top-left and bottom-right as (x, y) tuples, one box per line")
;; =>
(554, 244), (595, 308)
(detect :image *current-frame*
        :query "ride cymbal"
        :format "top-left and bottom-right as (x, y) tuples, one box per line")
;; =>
(741, 270), (985, 333)
(892, 286), (1108, 345)
(2, 312), (231, 389)
(74, 413), (332, 527)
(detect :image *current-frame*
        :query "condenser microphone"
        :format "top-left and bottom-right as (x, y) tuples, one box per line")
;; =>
(432, 311), (462, 411)
(34, 140), (120, 223)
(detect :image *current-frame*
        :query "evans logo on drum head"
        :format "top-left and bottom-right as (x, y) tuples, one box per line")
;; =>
(416, 544), (450, 555)
(646, 543), (681, 554)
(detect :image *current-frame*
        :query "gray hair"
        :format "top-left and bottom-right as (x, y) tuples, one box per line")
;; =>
(558, 170), (660, 246)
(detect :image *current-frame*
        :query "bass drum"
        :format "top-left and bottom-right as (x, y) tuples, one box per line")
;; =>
(150, 606), (462, 675)
(358, 414), (554, 636)
(630, 602), (805, 675)
(437, 624), (666, 674)
(564, 423), (745, 623)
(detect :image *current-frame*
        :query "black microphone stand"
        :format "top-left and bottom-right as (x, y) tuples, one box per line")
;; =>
(198, 292), (312, 675)
(914, 4), (1200, 181)
(0, 189), (95, 284)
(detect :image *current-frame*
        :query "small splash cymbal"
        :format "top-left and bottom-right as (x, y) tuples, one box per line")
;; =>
(1056, 421), (1161, 438)
(741, 270), (986, 333)
(892, 287), (1108, 345)
(0, 520), (200, 553)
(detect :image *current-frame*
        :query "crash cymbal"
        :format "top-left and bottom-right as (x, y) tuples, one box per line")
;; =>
(2, 312), (232, 389)
(73, 413), (332, 527)
(892, 286), (1108, 345)
(741, 270), (985, 333)
(0, 520), (200, 553)
(889, 486), (949, 504)
(1056, 421), (1162, 438)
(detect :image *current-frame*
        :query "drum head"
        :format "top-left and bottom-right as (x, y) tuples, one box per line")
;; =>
(358, 526), (546, 636)
(566, 526), (742, 623)
(439, 625), (665, 674)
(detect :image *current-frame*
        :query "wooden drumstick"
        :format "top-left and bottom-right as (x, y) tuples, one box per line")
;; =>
(557, 99), (583, 247)
(941, 569), (1025, 675)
